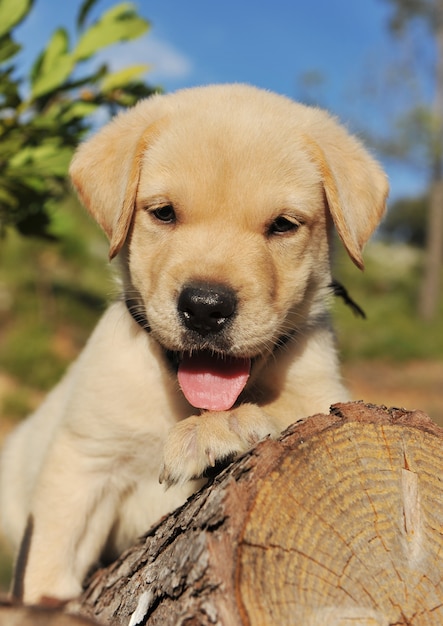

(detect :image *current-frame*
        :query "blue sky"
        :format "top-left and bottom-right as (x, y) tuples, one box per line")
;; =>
(15, 0), (436, 202)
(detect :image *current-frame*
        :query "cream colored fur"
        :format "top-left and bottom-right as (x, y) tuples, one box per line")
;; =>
(0, 84), (388, 604)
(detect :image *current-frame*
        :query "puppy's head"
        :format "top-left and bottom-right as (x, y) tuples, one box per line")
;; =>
(70, 84), (388, 411)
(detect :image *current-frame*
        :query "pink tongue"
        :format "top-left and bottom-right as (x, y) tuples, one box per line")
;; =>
(178, 352), (251, 411)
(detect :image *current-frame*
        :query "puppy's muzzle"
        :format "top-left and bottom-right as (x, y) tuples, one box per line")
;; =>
(178, 283), (237, 337)
(175, 282), (249, 412)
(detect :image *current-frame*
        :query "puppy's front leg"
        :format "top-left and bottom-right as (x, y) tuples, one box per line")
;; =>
(14, 434), (119, 604)
(160, 404), (280, 487)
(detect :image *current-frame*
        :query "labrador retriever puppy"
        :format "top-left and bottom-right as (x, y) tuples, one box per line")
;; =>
(0, 84), (388, 604)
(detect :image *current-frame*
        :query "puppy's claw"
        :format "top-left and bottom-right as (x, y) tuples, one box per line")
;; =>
(159, 464), (189, 489)
(206, 448), (216, 468)
(158, 466), (170, 488)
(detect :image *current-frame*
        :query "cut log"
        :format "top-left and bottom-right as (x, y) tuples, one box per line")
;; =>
(59, 402), (443, 625)
(0, 597), (101, 625)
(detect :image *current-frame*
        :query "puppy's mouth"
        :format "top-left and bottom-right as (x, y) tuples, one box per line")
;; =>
(170, 351), (251, 411)
(125, 294), (253, 410)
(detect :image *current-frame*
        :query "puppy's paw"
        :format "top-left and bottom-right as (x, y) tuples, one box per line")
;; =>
(159, 404), (279, 487)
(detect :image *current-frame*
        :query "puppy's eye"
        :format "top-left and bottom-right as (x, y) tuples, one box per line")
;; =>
(268, 216), (300, 236)
(151, 205), (176, 224)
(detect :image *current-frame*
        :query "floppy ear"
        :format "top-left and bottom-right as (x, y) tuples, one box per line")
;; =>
(304, 117), (389, 270)
(69, 100), (166, 259)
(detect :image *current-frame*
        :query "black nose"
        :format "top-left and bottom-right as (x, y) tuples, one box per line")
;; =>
(178, 283), (237, 336)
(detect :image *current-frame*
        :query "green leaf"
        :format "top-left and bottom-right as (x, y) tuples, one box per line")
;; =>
(17, 175), (47, 193)
(74, 3), (149, 61)
(60, 101), (99, 122)
(0, 186), (18, 207)
(0, 35), (21, 63)
(100, 64), (149, 92)
(34, 146), (72, 177)
(8, 146), (36, 167)
(30, 47), (44, 85)
(77, 0), (100, 30)
(0, 0), (33, 38)
(30, 55), (74, 98)
(9, 144), (73, 177)
(31, 58), (74, 99)
(30, 29), (74, 98)
(0, 68), (21, 107)
(40, 28), (69, 73)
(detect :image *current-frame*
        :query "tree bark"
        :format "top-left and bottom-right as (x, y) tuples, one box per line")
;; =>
(54, 402), (443, 626)
(419, 0), (443, 321)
